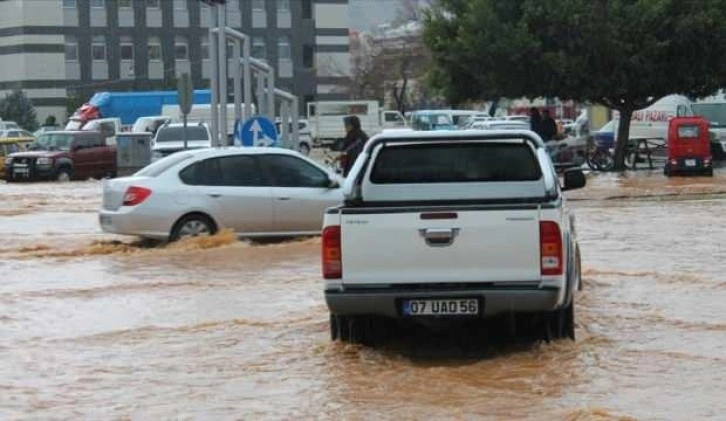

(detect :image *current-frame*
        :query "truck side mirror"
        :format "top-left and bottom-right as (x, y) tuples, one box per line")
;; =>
(562, 169), (586, 191)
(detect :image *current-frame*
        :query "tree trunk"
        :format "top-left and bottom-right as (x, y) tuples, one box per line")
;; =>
(612, 108), (633, 171)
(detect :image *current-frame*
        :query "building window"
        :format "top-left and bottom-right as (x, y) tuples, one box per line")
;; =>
(90, 0), (104, 8)
(175, 37), (189, 60)
(62, 0), (76, 8)
(278, 36), (291, 60)
(148, 37), (162, 61)
(65, 36), (78, 61)
(118, 0), (132, 8)
(303, 44), (314, 68)
(302, 0), (312, 19)
(252, 0), (265, 11)
(92, 36), (106, 61)
(277, 0), (289, 12)
(226, 41), (234, 58)
(174, 0), (186, 10)
(120, 37), (134, 60)
(147, 0), (160, 9)
(201, 40), (209, 60)
(252, 37), (266, 59)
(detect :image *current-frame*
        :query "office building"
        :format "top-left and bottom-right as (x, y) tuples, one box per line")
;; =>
(0, 0), (351, 122)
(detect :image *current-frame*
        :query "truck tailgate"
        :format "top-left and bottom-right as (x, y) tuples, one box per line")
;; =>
(340, 208), (541, 285)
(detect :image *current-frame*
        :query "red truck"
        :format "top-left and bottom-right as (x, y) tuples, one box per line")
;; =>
(4, 131), (116, 182)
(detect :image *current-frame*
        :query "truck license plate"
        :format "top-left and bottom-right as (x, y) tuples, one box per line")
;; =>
(685, 159), (696, 167)
(403, 299), (479, 316)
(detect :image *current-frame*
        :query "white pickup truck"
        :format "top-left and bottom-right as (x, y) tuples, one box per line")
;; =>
(322, 130), (587, 345)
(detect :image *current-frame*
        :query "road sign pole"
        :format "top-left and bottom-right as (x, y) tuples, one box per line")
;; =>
(183, 114), (188, 150)
(243, 36), (252, 121)
(217, 3), (227, 147)
(233, 40), (242, 130)
(208, 8), (219, 146)
(177, 72), (193, 150)
(267, 72), (275, 121)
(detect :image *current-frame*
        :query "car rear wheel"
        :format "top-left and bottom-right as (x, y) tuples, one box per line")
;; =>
(56, 167), (72, 182)
(170, 214), (217, 241)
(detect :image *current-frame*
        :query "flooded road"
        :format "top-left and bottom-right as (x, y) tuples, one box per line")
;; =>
(2, 170), (726, 420)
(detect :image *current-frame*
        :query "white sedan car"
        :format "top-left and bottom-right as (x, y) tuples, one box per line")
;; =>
(99, 147), (344, 241)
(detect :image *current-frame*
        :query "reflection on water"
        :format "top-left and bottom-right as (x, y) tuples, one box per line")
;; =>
(2, 171), (726, 419)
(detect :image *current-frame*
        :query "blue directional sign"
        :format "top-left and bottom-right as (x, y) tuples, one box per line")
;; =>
(237, 116), (278, 147)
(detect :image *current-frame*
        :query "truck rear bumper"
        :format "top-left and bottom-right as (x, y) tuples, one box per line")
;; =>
(325, 286), (561, 318)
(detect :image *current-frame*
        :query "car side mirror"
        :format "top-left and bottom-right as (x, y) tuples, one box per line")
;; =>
(562, 169), (586, 191)
(327, 178), (340, 189)
(71, 143), (82, 151)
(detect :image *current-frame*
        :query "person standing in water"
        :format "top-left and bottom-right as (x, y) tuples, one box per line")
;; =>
(339, 115), (369, 177)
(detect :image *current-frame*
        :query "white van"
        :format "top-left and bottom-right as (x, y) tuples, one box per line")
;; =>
(161, 103), (257, 139)
(608, 94), (694, 140)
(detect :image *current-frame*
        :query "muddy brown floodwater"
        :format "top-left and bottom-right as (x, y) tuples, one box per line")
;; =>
(2, 169), (726, 420)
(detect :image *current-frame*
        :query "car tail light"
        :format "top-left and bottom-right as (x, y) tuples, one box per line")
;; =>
(122, 186), (152, 206)
(670, 159), (678, 166)
(540, 221), (563, 276)
(322, 225), (342, 279)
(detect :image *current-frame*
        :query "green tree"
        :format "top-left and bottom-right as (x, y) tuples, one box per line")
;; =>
(0, 90), (39, 131)
(424, 0), (726, 170)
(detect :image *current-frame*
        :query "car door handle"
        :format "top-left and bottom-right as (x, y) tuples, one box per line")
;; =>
(208, 193), (222, 198)
(277, 197), (291, 201)
(419, 228), (460, 247)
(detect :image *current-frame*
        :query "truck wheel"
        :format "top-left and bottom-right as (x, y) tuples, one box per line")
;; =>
(561, 302), (576, 341)
(56, 167), (72, 182)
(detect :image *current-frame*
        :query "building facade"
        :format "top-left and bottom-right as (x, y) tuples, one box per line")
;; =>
(0, 0), (351, 123)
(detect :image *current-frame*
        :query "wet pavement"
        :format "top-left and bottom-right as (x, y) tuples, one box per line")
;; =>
(2, 169), (726, 420)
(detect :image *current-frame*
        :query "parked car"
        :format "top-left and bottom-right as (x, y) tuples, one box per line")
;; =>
(0, 139), (29, 177)
(5, 131), (116, 182)
(151, 122), (213, 161)
(99, 147), (344, 241)
(467, 120), (530, 130)
(0, 121), (20, 131)
(0, 129), (35, 144)
(132, 116), (172, 136)
(323, 129), (586, 345)
(275, 118), (313, 156)
(34, 126), (63, 137)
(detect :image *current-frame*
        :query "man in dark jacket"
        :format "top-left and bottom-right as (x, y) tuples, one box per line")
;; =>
(340, 115), (368, 177)
(529, 107), (543, 138)
(541, 110), (558, 142)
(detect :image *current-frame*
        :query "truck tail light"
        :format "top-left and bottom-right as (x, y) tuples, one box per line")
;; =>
(122, 186), (152, 206)
(705, 156), (712, 166)
(322, 225), (342, 279)
(540, 221), (563, 276)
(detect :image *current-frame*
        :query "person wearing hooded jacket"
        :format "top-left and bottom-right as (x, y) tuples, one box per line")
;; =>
(339, 115), (369, 177)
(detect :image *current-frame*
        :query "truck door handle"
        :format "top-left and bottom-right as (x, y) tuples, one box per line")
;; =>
(277, 197), (291, 201)
(208, 193), (222, 198)
(419, 228), (459, 247)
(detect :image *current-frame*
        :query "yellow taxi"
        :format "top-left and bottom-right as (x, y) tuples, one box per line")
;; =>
(0, 129), (35, 176)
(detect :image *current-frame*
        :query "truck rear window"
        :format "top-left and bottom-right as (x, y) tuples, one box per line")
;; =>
(370, 142), (541, 184)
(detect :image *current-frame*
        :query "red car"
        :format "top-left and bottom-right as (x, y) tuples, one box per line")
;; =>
(664, 117), (713, 177)
(5, 131), (116, 182)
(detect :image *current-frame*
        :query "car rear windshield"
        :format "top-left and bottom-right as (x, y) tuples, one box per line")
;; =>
(134, 151), (195, 177)
(370, 142), (541, 184)
(155, 126), (209, 142)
